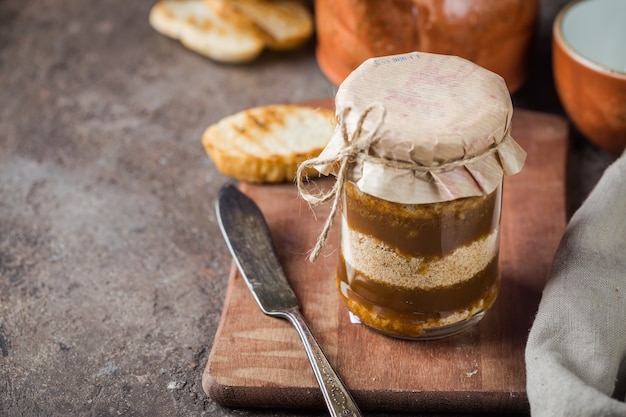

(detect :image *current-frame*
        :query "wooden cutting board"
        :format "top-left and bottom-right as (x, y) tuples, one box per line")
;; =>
(202, 106), (569, 414)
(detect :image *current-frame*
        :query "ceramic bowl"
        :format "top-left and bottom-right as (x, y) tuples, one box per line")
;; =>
(553, 0), (626, 155)
(314, 0), (539, 93)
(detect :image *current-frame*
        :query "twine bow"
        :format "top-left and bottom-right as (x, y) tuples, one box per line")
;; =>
(296, 104), (387, 262)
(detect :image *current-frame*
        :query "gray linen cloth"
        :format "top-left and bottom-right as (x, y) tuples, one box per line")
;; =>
(526, 150), (626, 416)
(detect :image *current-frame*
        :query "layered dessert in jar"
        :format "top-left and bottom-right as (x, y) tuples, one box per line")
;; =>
(338, 181), (501, 338)
(297, 51), (526, 339)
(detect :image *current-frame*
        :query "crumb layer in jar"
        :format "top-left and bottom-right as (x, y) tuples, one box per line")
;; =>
(340, 219), (499, 289)
(338, 249), (499, 313)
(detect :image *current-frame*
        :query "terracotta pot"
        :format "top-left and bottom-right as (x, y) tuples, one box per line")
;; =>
(314, 0), (539, 93)
(553, 0), (626, 155)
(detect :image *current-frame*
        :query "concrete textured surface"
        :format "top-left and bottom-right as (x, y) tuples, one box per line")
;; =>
(0, 0), (617, 416)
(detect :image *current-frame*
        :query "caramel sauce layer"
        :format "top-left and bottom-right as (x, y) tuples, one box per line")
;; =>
(344, 181), (499, 258)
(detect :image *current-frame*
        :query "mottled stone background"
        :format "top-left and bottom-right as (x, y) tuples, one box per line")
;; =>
(0, 0), (615, 416)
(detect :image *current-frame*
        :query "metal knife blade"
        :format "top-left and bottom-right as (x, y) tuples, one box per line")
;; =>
(216, 183), (299, 316)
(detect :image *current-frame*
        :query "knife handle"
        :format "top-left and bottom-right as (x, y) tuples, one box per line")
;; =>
(283, 308), (364, 417)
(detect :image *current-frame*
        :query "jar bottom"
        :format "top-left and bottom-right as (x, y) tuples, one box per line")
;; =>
(338, 277), (499, 340)
(363, 309), (486, 341)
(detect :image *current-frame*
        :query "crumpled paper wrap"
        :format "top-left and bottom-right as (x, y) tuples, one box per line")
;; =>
(525, 150), (626, 416)
(313, 51), (527, 205)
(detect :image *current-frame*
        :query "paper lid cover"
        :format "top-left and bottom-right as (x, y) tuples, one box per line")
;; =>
(314, 51), (527, 204)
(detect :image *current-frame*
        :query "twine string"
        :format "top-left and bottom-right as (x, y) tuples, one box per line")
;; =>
(296, 104), (387, 262)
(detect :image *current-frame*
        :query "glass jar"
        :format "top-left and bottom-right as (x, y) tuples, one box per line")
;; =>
(296, 51), (526, 340)
(337, 180), (502, 339)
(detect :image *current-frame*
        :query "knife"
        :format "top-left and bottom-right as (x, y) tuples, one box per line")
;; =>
(216, 183), (363, 417)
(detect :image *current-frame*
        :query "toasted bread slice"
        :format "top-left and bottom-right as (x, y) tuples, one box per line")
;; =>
(149, 0), (265, 63)
(202, 105), (335, 183)
(205, 0), (313, 51)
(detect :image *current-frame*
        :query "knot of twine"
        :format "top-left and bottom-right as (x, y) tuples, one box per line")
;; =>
(296, 104), (386, 262)
(296, 104), (508, 263)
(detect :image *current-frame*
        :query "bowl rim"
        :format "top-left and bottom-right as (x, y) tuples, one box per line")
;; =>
(553, 0), (626, 80)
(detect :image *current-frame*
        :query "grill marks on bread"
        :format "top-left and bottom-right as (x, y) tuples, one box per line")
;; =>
(201, 105), (335, 183)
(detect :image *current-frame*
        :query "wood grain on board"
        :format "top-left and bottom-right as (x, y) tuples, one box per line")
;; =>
(202, 105), (569, 414)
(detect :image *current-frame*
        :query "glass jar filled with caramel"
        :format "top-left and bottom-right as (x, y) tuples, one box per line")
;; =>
(338, 180), (502, 339)
(298, 52), (526, 339)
